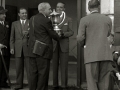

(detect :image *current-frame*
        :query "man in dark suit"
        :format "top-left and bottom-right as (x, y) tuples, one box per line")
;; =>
(28, 2), (60, 90)
(0, 6), (10, 88)
(10, 8), (29, 89)
(77, 0), (118, 90)
(52, 2), (74, 90)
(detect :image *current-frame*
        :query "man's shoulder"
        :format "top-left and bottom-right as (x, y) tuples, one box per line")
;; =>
(64, 15), (72, 23)
(33, 13), (49, 22)
(12, 20), (19, 24)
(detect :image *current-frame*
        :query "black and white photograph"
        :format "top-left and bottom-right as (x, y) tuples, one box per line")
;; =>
(0, 0), (118, 90)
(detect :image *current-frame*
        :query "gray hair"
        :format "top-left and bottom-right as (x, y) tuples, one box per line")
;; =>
(38, 2), (49, 12)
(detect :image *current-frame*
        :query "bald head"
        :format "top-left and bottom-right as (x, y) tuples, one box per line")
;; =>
(38, 2), (52, 17)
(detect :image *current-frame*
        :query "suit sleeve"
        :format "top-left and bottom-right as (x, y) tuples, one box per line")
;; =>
(45, 20), (60, 41)
(63, 18), (74, 37)
(107, 17), (112, 37)
(10, 22), (15, 49)
(107, 17), (114, 45)
(77, 18), (86, 47)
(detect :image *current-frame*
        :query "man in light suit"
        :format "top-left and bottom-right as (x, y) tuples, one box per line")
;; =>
(52, 2), (74, 90)
(77, 0), (118, 90)
(0, 6), (10, 88)
(10, 8), (29, 89)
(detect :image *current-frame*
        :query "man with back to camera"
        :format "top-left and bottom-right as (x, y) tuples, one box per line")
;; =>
(0, 6), (10, 89)
(28, 2), (61, 90)
(77, 0), (120, 90)
(10, 8), (29, 90)
(52, 2), (74, 90)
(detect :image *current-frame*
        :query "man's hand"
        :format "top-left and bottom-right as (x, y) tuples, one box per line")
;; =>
(10, 49), (14, 54)
(23, 31), (29, 35)
(107, 35), (114, 45)
(56, 30), (62, 37)
(0, 44), (7, 49)
(113, 52), (119, 61)
(117, 56), (120, 65)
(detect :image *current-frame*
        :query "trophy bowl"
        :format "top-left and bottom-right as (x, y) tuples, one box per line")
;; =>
(50, 9), (62, 34)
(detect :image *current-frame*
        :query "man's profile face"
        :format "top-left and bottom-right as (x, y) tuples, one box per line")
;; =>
(0, 13), (6, 21)
(18, 9), (27, 20)
(56, 3), (65, 14)
(44, 4), (52, 17)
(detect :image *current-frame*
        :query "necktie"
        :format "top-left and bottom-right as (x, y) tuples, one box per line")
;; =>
(21, 20), (25, 30)
(1, 21), (4, 25)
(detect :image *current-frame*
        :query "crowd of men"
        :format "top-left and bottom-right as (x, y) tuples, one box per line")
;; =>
(0, 1), (73, 90)
(0, 0), (120, 90)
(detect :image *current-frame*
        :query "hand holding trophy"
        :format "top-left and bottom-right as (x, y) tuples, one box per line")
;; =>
(50, 9), (62, 37)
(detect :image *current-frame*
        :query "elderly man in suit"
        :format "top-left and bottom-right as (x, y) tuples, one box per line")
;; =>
(52, 2), (74, 90)
(10, 8), (29, 89)
(0, 6), (10, 88)
(77, 0), (118, 90)
(28, 2), (61, 90)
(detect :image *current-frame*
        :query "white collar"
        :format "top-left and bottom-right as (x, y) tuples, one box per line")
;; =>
(20, 19), (26, 24)
(90, 10), (98, 14)
(0, 21), (4, 25)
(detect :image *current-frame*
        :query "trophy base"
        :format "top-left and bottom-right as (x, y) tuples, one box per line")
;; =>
(54, 28), (61, 31)
(54, 25), (61, 31)
(54, 29), (61, 33)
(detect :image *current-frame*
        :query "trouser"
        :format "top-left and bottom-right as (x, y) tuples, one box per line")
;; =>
(53, 44), (68, 87)
(16, 51), (29, 87)
(0, 56), (10, 85)
(85, 61), (115, 90)
(29, 56), (50, 90)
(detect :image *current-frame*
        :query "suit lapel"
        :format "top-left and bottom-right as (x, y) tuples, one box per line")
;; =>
(2, 22), (8, 40)
(17, 20), (23, 35)
(4, 22), (7, 37)
(24, 20), (29, 30)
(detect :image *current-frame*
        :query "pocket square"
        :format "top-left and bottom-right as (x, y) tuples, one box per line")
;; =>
(64, 23), (68, 25)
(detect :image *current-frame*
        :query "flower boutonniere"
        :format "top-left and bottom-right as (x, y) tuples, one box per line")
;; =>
(6, 25), (9, 28)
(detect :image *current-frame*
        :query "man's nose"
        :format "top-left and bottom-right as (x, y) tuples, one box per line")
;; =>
(23, 13), (27, 15)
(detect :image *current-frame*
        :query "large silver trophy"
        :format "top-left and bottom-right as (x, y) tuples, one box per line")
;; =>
(50, 9), (61, 34)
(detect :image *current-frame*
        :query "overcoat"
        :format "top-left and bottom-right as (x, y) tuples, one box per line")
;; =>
(77, 12), (113, 64)
(28, 13), (60, 59)
(0, 21), (10, 56)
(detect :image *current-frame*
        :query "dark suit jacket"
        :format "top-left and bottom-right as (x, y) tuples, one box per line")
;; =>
(77, 12), (113, 64)
(0, 21), (10, 56)
(10, 20), (29, 57)
(28, 13), (60, 59)
(53, 14), (74, 52)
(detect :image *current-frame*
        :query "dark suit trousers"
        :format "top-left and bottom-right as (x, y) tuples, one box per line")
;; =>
(52, 44), (68, 87)
(29, 56), (50, 90)
(85, 61), (115, 90)
(16, 51), (29, 87)
(0, 56), (10, 85)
